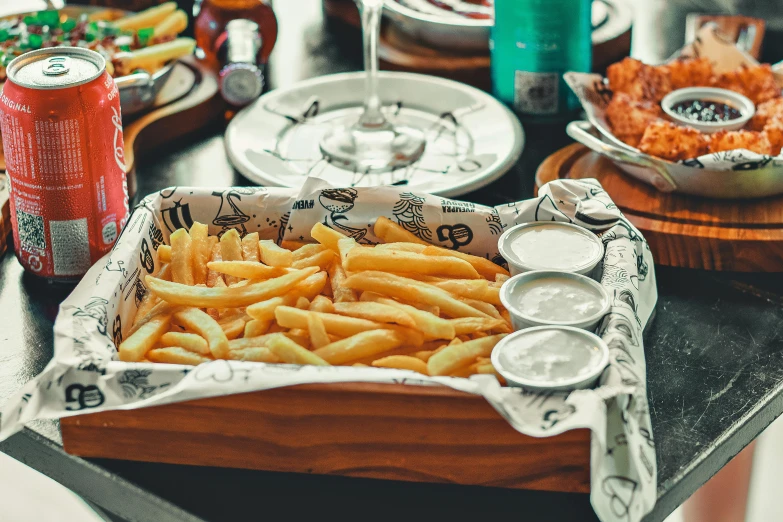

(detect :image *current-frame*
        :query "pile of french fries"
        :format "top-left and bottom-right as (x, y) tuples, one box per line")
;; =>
(119, 217), (511, 381)
(95, 2), (195, 77)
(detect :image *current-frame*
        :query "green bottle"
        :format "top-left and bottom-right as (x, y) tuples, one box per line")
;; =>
(490, 0), (592, 119)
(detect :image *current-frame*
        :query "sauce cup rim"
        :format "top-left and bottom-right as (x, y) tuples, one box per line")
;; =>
(661, 87), (755, 130)
(491, 325), (610, 391)
(497, 221), (605, 274)
(499, 270), (611, 329)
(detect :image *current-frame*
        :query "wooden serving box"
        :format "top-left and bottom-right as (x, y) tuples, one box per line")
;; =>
(61, 382), (590, 492)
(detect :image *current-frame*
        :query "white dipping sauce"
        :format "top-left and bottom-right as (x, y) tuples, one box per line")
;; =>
(496, 329), (603, 383)
(509, 224), (602, 271)
(513, 276), (605, 322)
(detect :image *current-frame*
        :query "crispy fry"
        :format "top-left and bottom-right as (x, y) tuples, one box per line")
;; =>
(420, 246), (509, 280)
(153, 9), (188, 39)
(664, 57), (714, 90)
(431, 279), (501, 305)
(281, 240), (307, 250)
(292, 249), (335, 270)
(307, 314), (331, 349)
(343, 271), (490, 319)
(189, 223), (212, 285)
(333, 301), (416, 328)
(147, 347), (210, 365)
(267, 334), (330, 365)
(461, 298), (502, 319)
(147, 267), (318, 308)
(219, 229), (243, 285)
(156, 263), (172, 282)
(244, 319), (271, 338)
(206, 261), (285, 280)
(174, 308), (230, 359)
(450, 317), (510, 336)
(241, 232), (260, 262)
(133, 292), (158, 326)
(427, 334), (506, 376)
(158, 244), (172, 263)
(309, 295), (335, 313)
(345, 248), (479, 279)
(372, 355), (428, 374)
(112, 1), (177, 30)
(311, 222), (347, 253)
(374, 216), (428, 245)
(227, 347), (281, 363)
(206, 243), (223, 287)
(220, 316), (249, 340)
(328, 263), (356, 303)
(119, 313), (171, 362)
(275, 306), (384, 337)
(375, 242), (427, 253)
(245, 272), (327, 320)
(160, 331), (210, 355)
(114, 38), (195, 75)
(169, 228), (194, 285)
(714, 64), (780, 105)
(259, 240), (293, 267)
(313, 330), (405, 364)
(359, 293), (455, 338)
(337, 238), (357, 266)
(413, 350), (437, 362)
(293, 244), (327, 261)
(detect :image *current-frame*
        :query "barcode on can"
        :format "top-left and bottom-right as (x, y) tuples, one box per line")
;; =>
(16, 209), (46, 250)
(50, 218), (91, 276)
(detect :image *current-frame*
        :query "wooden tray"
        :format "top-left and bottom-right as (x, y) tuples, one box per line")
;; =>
(61, 382), (591, 492)
(324, 0), (631, 91)
(536, 143), (783, 272)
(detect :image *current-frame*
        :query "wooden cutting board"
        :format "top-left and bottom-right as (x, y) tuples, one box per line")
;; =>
(536, 144), (783, 272)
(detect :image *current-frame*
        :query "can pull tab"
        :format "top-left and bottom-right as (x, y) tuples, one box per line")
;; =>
(42, 56), (71, 76)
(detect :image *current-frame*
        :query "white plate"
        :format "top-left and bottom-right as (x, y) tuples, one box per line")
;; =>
(225, 71), (524, 198)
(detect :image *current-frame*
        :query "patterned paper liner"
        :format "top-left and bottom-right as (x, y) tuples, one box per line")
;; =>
(0, 177), (657, 522)
(565, 25), (783, 170)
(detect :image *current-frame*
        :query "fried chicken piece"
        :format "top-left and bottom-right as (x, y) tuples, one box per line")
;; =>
(605, 93), (662, 148)
(638, 121), (709, 161)
(762, 121), (783, 156)
(748, 98), (783, 131)
(709, 129), (772, 155)
(714, 64), (781, 105)
(607, 57), (672, 102)
(663, 57), (714, 90)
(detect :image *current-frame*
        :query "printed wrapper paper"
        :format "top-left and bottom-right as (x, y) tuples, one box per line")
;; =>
(0, 177), (658, 522)
(565, 25), (783, 170)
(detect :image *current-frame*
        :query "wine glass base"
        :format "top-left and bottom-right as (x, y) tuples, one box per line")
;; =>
(320, 123), (426, 173)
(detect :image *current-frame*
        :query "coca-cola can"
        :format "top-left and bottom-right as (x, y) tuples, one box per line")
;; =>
(0, 47), (129, 281)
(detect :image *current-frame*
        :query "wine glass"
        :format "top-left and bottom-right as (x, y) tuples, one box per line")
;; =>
(319, 0), (426, 172)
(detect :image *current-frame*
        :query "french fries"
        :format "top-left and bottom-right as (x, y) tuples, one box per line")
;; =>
(259, 240), (293, 267)
(113, 37), (196, 76)
(344, 248), (480, 279)
(146, 267), (318, 308)
(153, 9), (188, 39)
(126, 219), (511, 383)
(112, 2), (178, 30)
(374, 216), (428, 245)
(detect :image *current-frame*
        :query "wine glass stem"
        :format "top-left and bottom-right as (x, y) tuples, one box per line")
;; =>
(357, 0), (386, 128)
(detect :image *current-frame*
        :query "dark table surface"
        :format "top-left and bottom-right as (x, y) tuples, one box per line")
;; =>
(4, 1), (783, 521)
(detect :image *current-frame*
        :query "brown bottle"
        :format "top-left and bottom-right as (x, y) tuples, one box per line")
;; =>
(194, 0), (277, 66)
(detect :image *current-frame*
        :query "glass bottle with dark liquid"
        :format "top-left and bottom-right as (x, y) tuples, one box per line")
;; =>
(194, 0), (277, 105)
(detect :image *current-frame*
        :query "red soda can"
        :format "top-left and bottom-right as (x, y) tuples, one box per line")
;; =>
(0, 47), (129, 281)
